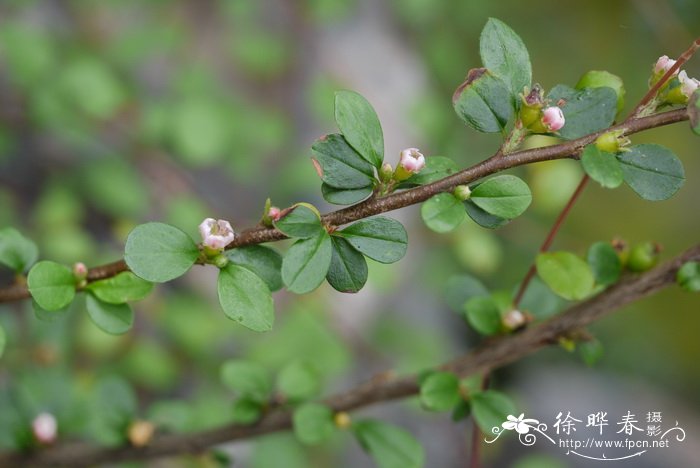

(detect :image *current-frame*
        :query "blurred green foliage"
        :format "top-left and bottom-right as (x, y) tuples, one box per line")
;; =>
(0, 0), (699, 466)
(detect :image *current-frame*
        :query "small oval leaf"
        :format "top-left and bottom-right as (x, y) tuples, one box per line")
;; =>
(218, 264), (274, 332)
(86, 294), (134, 335)
(27, 261), (76, 311)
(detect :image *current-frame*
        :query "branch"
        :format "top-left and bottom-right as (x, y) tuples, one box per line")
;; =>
(0, 108), (690, 304)
(4, 244), (697, 467)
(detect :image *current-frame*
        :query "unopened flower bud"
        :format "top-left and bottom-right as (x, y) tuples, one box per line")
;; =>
(540, 106), (565, 132)
(502, 309), (527, 331)
(32, 412), (57, 445)
(379, 162), (394, 183)
(653, 55), (677, 76)
(594, 130), (630, 153)
(334, 411), (352, 429)
(212, 254), (230, 269)
(394, 148), (426, 181)
(72, 262), (88, 281)
(128, 420), (155, 447)
(268, 206), (282, 222)
(199, 218), (235, 251)
(679, 70), (700, 99)
(453, 185), (471, 201)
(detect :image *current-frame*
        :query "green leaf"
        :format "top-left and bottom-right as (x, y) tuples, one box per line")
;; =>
(453, 68), (513, 133)
(536, 251), (595, 300)
(274, 205), (323, 239)
(334, 90), (384, 167)
(226, 245), (283, 292)
(463, 296), (502, 335)
(231, 397), (263, 425)
(479, 18), (532, 99)
(293, 403), (334, 445)
(470, 175), (532, 219)
(547, 85), (617, 139)
(218, 264), (274, 332)
(27, 261), (75, 311)
(464, 200), (510, 229)
(452, 400), (472, 422)
(354, 420), (424, 468)
(617, 144), (685, 201)
(321, 184), (373, 205)
(326, 236), (368, 293)
(471, 390), (517, 433)
(311, 134), (375, 189)
(86, 272), (154, 304)
(339, 217), (407, 264)
(444, 274), (490, 313)
(124, 222), (199, 283)
(281, 231), (333, 294)
(32, 300), (70, 322)
(86, 294), (134, 335)
(689, 89), (700, 135)
(0, 323), (5, 359)
(677, 261), (700, 292)
(419, 372), (461, 412)
(220, 360), (272, 403)
(579, 339), (604, 366)
(516, 276), (568, 320)
(277, 360), (321, 401)
(420, 193), (465, 233)
(586, 242), (622, 286)
(580, 145), (623, 189)
(0, 228), (38, 273)
(401, 156), (459, 186)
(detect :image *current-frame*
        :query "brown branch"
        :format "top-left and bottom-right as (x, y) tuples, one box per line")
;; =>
(0, 108), (689, 305)
(3, 244), (697, 467)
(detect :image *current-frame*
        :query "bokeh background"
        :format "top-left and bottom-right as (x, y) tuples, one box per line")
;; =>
(0, 0), (699, 466)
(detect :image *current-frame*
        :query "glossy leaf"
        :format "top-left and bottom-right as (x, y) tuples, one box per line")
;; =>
(274, 205), (323, 239)
(464, 200), (510, 229)
(677, 261), (700, 292)
(339, 217), (407, 264)
(277, 360), (321, 401)
(311, 133), (375, 189)
(321, 183), (373, 205)
(420, 372), (461, 412)
(124, 222), (199, 283)
(86, 271), (154, 304)
(354, 419), (424, 468)
(27, 261), (75, 311)
(293, 403), (334, 445)
(0, 227), (38, 273)
(334, 90), (384, 167)
(617, 144), (685, 201)
(218, 264), (274, 332)
(453, 68), (512, 133)
(463, 296), (502, 335)
(421, 193), (465, 233)
(479, 18), (531, 99)
(326, 236), (368, 293)
(471, 390), (517, 433)
(281, 231), (333, 293)
(536, 251), (595, 300)
(86, 294), (134, 335)
(226, 245), (283, 292)
(231, 397), (263, 425)
(547, 85), (617, 139)
(470, 175), (532, 219)
(220, 360), (272, 403)
(586, 242), (622, 286)
(580, 145), (623, 189)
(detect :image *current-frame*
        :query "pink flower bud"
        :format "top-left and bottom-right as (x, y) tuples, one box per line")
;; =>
(502, 309), (527, 331)
(541, 106), (565, 132)
(32, 412), (57, 444)
(268, 206), (282, 222)
(653, 55), (677, 76)
(679, 70), (700, 99)
(199, 218), (235, 250)
(72, 262), (88, 280)
(399, 148), (425, 173)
